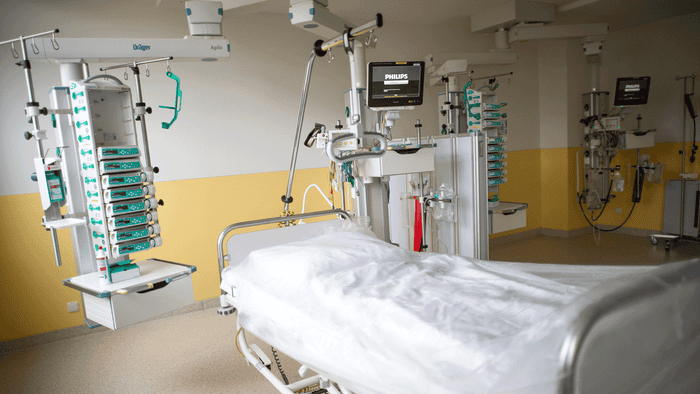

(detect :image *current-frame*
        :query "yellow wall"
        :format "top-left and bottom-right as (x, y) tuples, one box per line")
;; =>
(490, 149), (542, 238)
(595, 142), (700, 230)
(0, 168), (335, 342)
(492, 143), (691, 239)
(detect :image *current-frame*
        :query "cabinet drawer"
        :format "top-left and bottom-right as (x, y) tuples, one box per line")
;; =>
(490, 207), (527, 234)
(84, 272), (194, 330)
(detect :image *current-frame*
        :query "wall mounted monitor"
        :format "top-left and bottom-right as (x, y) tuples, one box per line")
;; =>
(367, 61), (425, 108)
(614, 76), (651, 106)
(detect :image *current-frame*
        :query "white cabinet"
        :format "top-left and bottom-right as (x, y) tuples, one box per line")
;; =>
(64, 259), (195, 330)
(489, 202), (528, 234)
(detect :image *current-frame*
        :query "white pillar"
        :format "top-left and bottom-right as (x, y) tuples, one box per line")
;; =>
(59, 62), (84, 86)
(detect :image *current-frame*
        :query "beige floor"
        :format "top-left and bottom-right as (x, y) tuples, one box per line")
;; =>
(1, 233), (699, 394)
(491, 232), (700, 266)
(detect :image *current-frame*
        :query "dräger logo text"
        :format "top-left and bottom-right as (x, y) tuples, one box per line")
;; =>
(211, 45), (223, 51)
(133, 44), (151, 51)
(385, 74), (408, 80)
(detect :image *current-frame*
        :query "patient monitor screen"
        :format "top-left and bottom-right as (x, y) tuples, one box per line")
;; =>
(367, 61), (425, 108)
(614, 76), (651, 106)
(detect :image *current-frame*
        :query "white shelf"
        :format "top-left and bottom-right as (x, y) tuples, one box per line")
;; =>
(44, 217), (86, 230)
(65, 258), (195, 298)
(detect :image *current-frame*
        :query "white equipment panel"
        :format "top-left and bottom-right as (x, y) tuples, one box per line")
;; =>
(358, 147), (434, 177)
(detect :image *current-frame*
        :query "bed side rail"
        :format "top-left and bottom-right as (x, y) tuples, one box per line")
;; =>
(558, 258), (700, 394)
(216, 209), (351, 290)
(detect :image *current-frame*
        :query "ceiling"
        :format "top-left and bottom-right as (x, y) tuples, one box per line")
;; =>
(156, 0), (700, 31)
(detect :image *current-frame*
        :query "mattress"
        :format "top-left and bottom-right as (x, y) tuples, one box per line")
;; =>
(221, 225), (698, 394)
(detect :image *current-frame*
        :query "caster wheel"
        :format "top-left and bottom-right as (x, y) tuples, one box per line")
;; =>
(217, 306), (236, 316)
(650, 236), (658, 245)
(664, 241), (671, 252)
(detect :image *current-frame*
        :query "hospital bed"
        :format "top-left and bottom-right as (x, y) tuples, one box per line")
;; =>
(216, 209), (700, 394)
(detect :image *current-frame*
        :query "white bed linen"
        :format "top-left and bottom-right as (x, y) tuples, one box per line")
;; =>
(221, 228), (659, 394)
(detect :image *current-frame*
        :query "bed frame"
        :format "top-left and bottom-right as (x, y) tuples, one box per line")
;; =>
(216, 209), (700, 394)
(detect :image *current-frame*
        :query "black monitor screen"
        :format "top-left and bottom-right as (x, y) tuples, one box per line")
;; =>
(367, 61), (424, 108)
(614, 77), (651, 106)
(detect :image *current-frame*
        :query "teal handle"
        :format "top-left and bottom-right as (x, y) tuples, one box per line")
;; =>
(85, 177), (96, 184)
(87, 191), (98, 198)
(78, 133), (90, 141)
(92, 231), (104, 239)
(77, 121), (88, 129)
(159, 71), (182, 129)
(81, 149), (92, 156)
(89, 205), (100, 211)
(72, 91), (84, 100)
(91, 218), (103, 225)
(74, 106), (86, 114)
(83, 163), (94, 170)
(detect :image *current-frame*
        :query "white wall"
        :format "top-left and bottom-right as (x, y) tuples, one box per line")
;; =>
(0, 1), (488, 196)
(600, 12), (700, 144)
(3, 1), (697, 196)
(469, 40), (541, 152)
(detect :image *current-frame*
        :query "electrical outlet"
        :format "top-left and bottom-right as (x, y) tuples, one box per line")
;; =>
(67, 302), (79, 313)
(616, 207), (622, 214)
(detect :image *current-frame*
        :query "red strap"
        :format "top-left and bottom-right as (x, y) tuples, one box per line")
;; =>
(414, 198), (423, 252)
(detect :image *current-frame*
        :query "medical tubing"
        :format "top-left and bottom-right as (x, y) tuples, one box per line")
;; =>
(83, 74), (124, 85)
(300, 184), (335, 223)
(283, 50), (317, 213)
(578, 195), (636, 232)
(271, 347), (289, 385)
(326, 132), (387, 164)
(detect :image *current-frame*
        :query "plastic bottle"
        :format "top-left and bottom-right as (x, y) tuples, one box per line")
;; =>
(97, 257), (110, 286)
(612, 171), (624, 192)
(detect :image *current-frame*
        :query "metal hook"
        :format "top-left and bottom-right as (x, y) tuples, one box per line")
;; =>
(365, 31), (373, 46)
(51, 32), (59, 50)
(124, 67), (128, 80)
(145, 64), (150, 77)
(10, 42), (19, 59)
(166, 60), (171, 73)
(328, 48), (334, 63)
(31, 38), (40, 55)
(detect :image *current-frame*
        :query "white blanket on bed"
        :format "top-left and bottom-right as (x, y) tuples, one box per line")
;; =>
(221, 228), (654, 394)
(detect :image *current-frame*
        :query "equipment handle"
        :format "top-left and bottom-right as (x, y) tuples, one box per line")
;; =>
(325, 132), (387, 164)
(159, 71), (182, 129)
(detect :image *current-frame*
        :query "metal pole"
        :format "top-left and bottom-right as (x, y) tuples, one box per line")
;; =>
(132, 68), (153, 168)
(18, 38), (44, 160)
(340, 180), (347, 211)
(82, 63), (90, 79)
(283, 51), (317, 213)
(319, 14), (382, 52)
(50, 229), (62, 267)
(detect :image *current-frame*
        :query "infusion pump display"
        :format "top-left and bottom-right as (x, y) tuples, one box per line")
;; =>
(367, 61), (425, 108)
